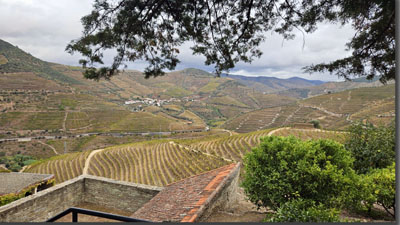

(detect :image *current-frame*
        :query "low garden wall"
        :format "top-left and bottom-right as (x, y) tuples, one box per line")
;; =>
(0, 175), (162, 222)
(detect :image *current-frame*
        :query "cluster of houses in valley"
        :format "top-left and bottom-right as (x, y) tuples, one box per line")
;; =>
(125, 97), (179, 107)
(124, 96), (201, 111)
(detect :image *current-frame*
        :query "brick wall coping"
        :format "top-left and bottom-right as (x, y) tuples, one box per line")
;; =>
(131, 163), (240, 222)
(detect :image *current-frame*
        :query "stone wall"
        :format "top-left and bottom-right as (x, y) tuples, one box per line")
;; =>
(0, 168), (238, 222)
(0, 176), (84, 222)
(83, 175), (162, 213)
(197, 163), (240, 222)
(0, 175), (162, 222)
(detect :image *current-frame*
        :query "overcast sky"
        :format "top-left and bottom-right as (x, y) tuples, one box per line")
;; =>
(0, 0), (356, 81)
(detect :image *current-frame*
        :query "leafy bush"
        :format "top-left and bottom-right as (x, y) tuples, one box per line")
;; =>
(22, 159), (37, 166)
(266, 198), (340, 222)
(0, 154), (35, 172)
(0, 178), (55, 206)
(310, 120), (321, 129)
(361, 163), (395, 218)
(241, 135), (358, 210)
(9, 163), (22, 172)
(345, 122), (395, 174)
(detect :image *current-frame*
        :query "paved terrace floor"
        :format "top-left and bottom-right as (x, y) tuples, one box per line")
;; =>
(132, 163), (239, 222)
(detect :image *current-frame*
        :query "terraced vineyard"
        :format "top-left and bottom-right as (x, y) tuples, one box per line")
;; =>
(25, 129), (272, 186)
(87, 142), (228, 186)
(65, 112), (92, 130)
(25, 112), (65, 130)
(22, 126), (351, 187)
(223, 104), (334, 133)
(183, 129), (272, 162)
(301, 84), (395, 115)
(350, 99), (395, 125)
(223, 107), (282, 133)
(25, 140), (228, 187)
(25, 151), (90, 183)
(222, 84), (395, 132)
(270, 128), (347, 143)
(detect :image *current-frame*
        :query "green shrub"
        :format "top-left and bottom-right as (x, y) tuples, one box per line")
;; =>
(266, 198), (340, 222)
(241, 135), (358, 210)
(361, 163), (395, 218)
(22, 159), (37, 166)
(310, 120), (321, 129)
(9, 163), (21, 172)
(0, 178), (55, 206)
(345, 122), (395, 174)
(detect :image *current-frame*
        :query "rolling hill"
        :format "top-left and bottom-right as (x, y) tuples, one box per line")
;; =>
(276, 78), (388, 99)
(223, 84), (395, 132)
(221, 73), (325, 93)
(0, 38), (301, 137)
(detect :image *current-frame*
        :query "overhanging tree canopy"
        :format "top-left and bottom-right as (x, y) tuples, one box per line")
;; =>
(67, 0), (395, 83)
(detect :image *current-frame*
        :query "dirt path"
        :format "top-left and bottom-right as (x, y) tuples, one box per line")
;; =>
(82, 149), (105, 175)
(236, 116), (250, 130)
(19, 165), (27, 173)
(221, 129), (233, 136)
(300, 104), (342, 118)
(62, 111), (68, 131)
(37, 140), (59, 155)
(267, 127), (290, 136)
(268, 127), (348, 136)
(338, 91), (352, 112)
(282, 106), (302, 126)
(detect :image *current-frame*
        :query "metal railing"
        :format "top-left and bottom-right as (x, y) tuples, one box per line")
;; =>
(46, 207), (150, 222)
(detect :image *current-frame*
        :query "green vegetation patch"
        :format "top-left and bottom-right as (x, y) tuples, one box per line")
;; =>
(0, 154), (37, 172)
(61, 98), (78, 109)
(65, 112), (91, 130)
(0, 178), (55, 206)
(209, 96), (248, 108)
(198, 81), (221, 93)
(242, 136), (358, 210)
(0, 54), (8, 65)
(0, 112), (25, 127)
(109, 112), (174, 132)
(164, 86), (192, 97)
(26, 112), (64, 130)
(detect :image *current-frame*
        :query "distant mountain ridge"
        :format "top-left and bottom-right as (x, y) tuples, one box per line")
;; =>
(221, 73), (325, 93)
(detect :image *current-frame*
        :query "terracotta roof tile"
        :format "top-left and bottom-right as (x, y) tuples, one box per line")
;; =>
(131, 163), (239, 222)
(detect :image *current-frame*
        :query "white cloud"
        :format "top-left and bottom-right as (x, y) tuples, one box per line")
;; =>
(0, 1), (355, 81)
